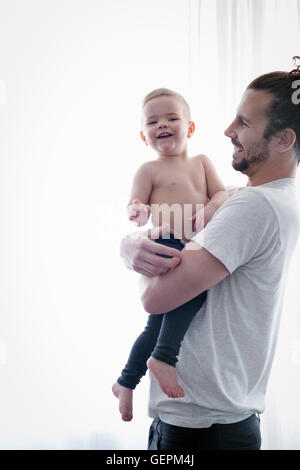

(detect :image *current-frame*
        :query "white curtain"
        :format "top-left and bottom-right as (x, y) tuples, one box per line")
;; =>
(188, 0), (300, 450)
(0, 0), (299, 450)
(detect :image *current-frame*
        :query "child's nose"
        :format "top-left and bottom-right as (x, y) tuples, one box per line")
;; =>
(158, 120), (168, 128)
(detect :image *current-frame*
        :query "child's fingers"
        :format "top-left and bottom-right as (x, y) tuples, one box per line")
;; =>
(129, 204), (145, 214)
(128, 207), (141, 217)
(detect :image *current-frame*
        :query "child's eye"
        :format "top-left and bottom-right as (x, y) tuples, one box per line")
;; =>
(169, 117), (179, 121)
(147, 121), (157, 125)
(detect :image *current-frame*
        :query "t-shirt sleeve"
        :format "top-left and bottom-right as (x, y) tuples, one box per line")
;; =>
(192, 189), (279, 274)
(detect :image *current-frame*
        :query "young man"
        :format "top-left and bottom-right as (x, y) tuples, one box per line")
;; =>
(119, 71), (300, 450)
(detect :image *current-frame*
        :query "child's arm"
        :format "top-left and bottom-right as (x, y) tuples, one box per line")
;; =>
(127, 162), (154, 226)
(191, 155), (229, 232)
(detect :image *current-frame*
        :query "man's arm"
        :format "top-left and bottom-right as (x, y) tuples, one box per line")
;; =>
(140, 240), (230, 314)
(140, 189), (278, 313)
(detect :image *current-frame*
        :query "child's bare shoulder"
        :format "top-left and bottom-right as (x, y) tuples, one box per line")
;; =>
(135, 160), (159, 177)
(137, 160), (157, 175)
(190, 154), (210, 167)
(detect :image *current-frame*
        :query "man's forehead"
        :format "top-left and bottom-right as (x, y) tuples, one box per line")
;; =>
(237, 89), (273, 121)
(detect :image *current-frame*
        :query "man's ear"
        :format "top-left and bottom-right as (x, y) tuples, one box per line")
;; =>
(140, 130), (148, 145)
(274, 128), (296, 152)
(187, 121), (195, 138)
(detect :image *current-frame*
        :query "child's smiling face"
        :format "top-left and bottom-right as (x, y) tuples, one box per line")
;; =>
(140, 95), (194, 156)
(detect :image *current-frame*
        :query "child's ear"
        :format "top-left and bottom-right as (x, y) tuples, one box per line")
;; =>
(140, 130), (148, 145)
(187, 121), (195, 138)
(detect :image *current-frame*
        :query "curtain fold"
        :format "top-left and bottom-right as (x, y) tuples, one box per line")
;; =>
(251, 0), (264, 72)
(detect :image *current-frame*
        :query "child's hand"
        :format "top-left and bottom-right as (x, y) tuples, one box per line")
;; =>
(127, 199), (151, 227)
(189, 204), (215, 233)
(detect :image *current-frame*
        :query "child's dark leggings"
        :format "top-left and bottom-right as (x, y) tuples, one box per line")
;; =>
(117, 233), (207, 390)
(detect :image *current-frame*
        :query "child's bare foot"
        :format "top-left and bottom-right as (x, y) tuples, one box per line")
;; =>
(112, 382), (133, 421)
(147, 357), (185, 398)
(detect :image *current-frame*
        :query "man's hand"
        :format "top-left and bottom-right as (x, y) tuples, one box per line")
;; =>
(127, 199), (151, 227)
(120, 224), (182, 277)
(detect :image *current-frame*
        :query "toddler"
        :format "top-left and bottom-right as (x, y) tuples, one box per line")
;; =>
(113, 88), (228, 421)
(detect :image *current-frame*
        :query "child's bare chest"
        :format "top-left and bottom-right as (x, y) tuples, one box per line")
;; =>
(150, 160), (208, 205)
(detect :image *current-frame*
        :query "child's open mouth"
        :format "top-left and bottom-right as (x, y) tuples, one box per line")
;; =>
(157, 133), (173, 139)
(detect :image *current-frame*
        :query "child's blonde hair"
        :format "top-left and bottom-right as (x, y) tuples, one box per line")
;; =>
(142, 88), (191, 121)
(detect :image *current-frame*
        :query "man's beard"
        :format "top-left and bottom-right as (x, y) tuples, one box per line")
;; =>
(232, 142), (270, 173)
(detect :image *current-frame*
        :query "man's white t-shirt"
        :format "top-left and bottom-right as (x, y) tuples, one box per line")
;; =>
(148, 178), (300, 428)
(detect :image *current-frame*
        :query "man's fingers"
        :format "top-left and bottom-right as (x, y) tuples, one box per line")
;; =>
(132, 254), (173, 277)
(140, 233), (182, 260)
(134, 265), (158, 277)
(151, 254), (181, 270)
(135, 259), (178, 277)
(149, 243), (182, 262)
(137, 240), (182, 269)
(121, 230), (182, 277)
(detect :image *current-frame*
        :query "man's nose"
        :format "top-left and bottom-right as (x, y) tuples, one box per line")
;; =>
(224, 122), (236, 138)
